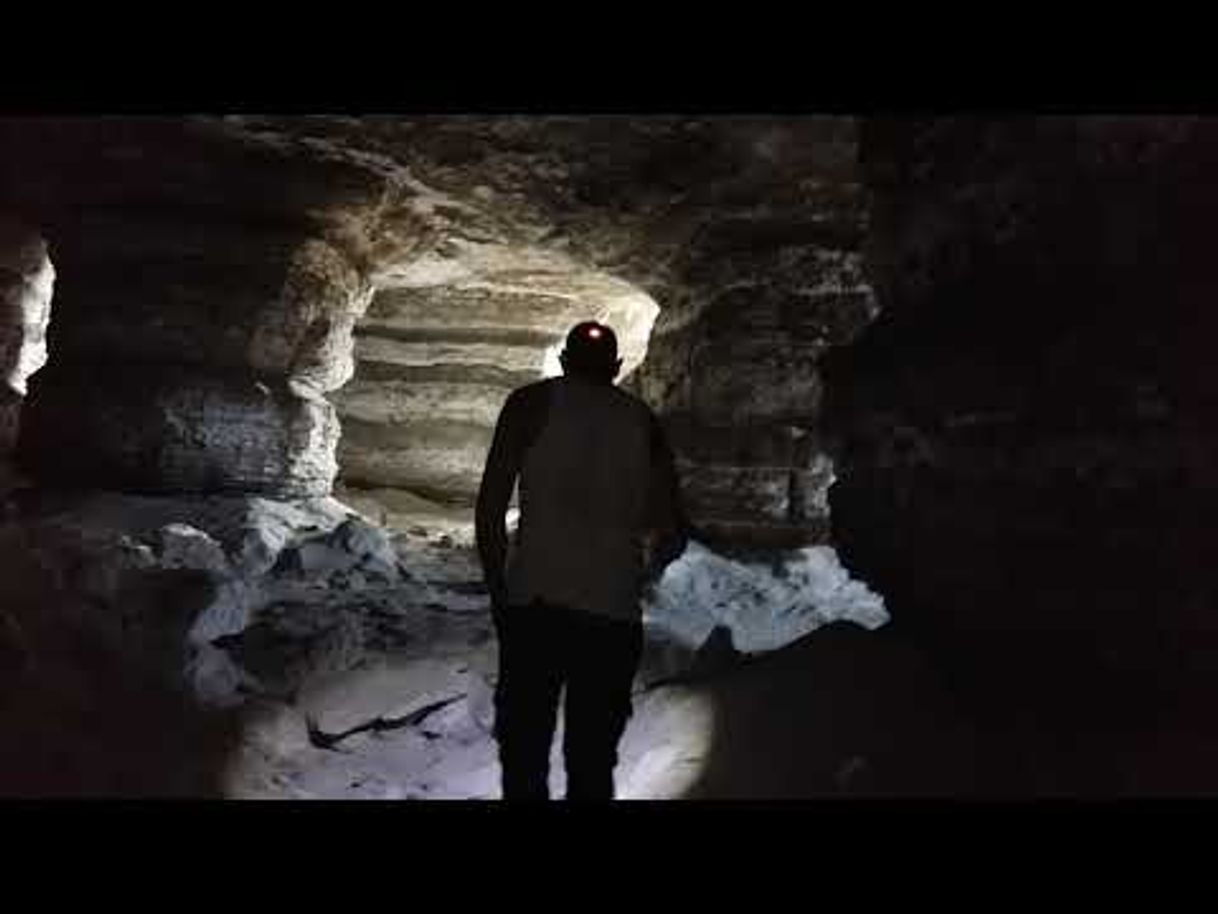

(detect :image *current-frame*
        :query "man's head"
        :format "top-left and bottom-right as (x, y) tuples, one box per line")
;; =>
(559, 321), (622, 383)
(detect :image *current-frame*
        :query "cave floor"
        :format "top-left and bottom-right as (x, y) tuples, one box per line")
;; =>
(7, 509), (1155, 800)
(222, 533), (718, 800)
(221, 535), (980, 800)
(226, 624), (988, 800)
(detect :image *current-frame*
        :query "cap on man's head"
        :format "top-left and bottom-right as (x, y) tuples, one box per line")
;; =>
(563, 321), (619, 372)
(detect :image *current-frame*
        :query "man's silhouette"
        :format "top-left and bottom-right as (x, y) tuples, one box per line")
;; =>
(475, 321), (687, 800)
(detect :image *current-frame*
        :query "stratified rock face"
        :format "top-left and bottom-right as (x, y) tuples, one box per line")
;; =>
(0, 115), (899, 798)
(0, 116), (871, 544)
(335, 258), (658, 514)
(0, 219), (54, 460)
(825, 117), (1217, 792)
(0, 119), (388, 496)
(291, 115), (870, 544)
(628, 119), (876, 548)
(21, 368), (342, 495)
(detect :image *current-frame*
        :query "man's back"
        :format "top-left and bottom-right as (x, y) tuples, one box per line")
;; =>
(507, 375), (655, 620)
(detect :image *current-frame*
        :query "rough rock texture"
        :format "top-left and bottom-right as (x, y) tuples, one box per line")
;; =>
(643, 540), (887, 658)
(0, 116), (901, 797)
(0, 219), (53, 463)
(0, 116), (871, 546)
(207, 116), (871, 545)
(626, 120), (876, 548)
(334, 257), (657, 515)
(0, 489), (888, 797)
(0, 491), (491, 794)
(246, 115), (869, 542)
(0, 120), (392, 496)
(825, 117), (1218, 793)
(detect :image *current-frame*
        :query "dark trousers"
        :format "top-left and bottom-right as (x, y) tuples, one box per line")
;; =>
(493, 599), (643, 801)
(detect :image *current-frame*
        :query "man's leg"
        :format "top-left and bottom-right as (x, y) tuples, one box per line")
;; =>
(494, 602), (563, 800)
(562, 614), (644, 800)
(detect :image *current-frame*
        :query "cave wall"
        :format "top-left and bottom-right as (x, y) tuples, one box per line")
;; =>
(629, 118), (875, 548)
(825, 117), (1216, 792)
(0, 116), (872, 551)
(0, 219), (53, 466)
(309, 115), (875, 547)
(196, 115), (874, 547)
(333, 262), (657, 529)
(6, 114), (1217, 795)
(0, 115), (885, 796)
(0, 119), (402, 497)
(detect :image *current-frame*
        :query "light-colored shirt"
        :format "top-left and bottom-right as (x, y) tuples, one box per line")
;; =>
(507, 377), (654, 620)
(476, 374), (685, 623)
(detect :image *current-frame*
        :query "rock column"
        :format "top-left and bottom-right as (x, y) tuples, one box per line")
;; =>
(0, 219), (53, 462)
(0, 119), (387, 497)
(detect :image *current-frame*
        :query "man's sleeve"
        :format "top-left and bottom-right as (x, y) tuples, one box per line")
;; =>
(475, 392), (523, 607)
(646, 411), (689, 572)
(475, 384), (548, 608)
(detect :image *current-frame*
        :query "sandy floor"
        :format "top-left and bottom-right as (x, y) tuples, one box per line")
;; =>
(219, 529), (971, 801)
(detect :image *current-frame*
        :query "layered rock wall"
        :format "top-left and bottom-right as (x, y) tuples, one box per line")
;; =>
(231, 116), (875, 546)
(0, 119), (396, 497)
(630, 119), (875, 548)
(0, 115), (900, 796)
(0, 219), (53, 463)
(334, 257), (657, 525)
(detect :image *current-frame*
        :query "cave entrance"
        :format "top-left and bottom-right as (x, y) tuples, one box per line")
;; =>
(330, 257), (659, 545)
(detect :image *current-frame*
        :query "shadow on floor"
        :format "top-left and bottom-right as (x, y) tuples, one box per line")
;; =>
(682, 622), (983, 799)
(681, 618), (1218, 799)
(0, 582), (244, 798)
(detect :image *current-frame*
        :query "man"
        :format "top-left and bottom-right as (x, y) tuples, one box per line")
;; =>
(475, 320), (688, 800)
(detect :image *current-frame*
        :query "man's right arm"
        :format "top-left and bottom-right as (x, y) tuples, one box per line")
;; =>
(475, 382), (550, 621)
(475, 391), (525, 617)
